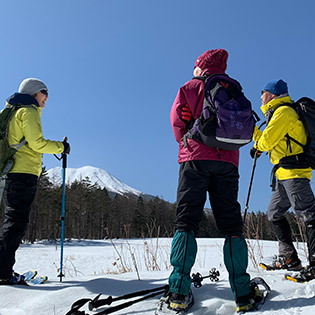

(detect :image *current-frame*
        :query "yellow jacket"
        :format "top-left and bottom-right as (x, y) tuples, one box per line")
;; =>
(253, 95), (312, 180)
(6, 93), (64, 177)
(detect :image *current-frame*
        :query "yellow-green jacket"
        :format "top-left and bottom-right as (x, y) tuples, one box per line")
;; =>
(6, 93), (64, 177)
(253, 95), (312, 180)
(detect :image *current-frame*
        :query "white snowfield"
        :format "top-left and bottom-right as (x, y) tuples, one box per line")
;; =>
(1, 238), (315, 315)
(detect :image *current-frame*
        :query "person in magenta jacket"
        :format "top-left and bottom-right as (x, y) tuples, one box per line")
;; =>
(170, 52), (239, 167)
(165, 49), (261, 313)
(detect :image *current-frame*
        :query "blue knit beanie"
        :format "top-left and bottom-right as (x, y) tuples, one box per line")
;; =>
(262, 79), (288, 96)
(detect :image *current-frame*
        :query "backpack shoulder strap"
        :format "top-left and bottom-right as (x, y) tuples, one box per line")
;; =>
(277, 103), (305, 151)
(266, 103), (294, 124)
(4, 104), (30, 146)
(192, 75), (208, 82)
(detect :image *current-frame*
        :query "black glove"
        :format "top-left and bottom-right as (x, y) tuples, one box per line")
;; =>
(250, 147), (263, 159)
(62, 141), (70, 154)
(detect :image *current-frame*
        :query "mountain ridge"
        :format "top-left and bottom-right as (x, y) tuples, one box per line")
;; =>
(46, 165), (153, 199)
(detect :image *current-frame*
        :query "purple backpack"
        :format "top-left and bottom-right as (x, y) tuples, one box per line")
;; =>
(183, 74), (259, 150)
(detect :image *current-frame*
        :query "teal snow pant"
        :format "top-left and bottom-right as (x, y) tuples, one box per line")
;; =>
(169, 230), (250, 298)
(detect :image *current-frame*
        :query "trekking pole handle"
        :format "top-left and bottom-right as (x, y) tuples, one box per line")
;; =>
(53, 136), (69, 163)
(62, 136), (68, 169)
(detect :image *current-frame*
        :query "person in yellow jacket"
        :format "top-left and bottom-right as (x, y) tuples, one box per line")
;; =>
(0, 78), (70, 285)
(251, 79), (315, 281)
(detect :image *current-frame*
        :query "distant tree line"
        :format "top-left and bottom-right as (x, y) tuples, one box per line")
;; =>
(0, 168), (306, 243)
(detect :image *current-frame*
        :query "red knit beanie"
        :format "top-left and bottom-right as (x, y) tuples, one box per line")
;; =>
(194, 49), (228, 74)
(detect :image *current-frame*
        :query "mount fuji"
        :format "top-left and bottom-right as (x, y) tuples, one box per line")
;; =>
(46, 165), (153, 199)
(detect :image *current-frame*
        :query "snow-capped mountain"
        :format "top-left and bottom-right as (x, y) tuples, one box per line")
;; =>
(46, 166), (146, 198)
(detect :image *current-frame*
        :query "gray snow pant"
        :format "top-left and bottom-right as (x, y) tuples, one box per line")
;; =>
(268, 178), (315, 265)
(0, 173), (38, 279)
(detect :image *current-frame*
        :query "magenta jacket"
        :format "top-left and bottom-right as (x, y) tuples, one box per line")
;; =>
(170, 77), (239, 167)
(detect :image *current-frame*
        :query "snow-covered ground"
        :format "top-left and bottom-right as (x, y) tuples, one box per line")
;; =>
(1, 238), (315, 315)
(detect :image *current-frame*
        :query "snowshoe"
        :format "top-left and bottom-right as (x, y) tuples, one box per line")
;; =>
(17, 270), (37, 281)
(13, 270), (47, 285)
(236, 277), (270, 313)
(155, 288), (194, 314)
(285, 265), (315, 283)
(28, 275), (48, 284)
(260, 255), (302, 271)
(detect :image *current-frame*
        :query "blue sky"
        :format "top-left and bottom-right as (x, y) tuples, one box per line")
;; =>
(0, 0), (314, 213)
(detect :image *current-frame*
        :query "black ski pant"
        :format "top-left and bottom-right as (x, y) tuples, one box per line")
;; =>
(267, 178), (315, 265)
(0, 173), (38, 279)
(174, 160), (243, 236)
(171, 160), (250, 299)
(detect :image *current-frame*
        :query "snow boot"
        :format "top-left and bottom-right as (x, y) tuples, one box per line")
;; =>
(0, 273), (28, 285)
(272, 255), (302, 271)
(168, 288), (194, 312)
(155, 288), (194, 314)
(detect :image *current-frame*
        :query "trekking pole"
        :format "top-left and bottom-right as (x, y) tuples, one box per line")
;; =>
(242, 120), (266, 223)
(243, 153), (258, 224)
(88, 268), (220, 310)
(66, 268), (220, 315)
(65, 287), (168, 315)
(91, 269), (220, 315)
(88, 285), (169, 310)
(94, 290), (167, 315)
(54, 137), (68, 282)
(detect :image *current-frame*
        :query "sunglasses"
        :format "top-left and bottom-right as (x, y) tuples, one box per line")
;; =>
(40, 90), (48, 96)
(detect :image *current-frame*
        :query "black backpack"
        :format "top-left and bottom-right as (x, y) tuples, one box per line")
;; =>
(183, 74), (259, 150)
(279, 97), (315, 169)
(0, 104), (28, 176)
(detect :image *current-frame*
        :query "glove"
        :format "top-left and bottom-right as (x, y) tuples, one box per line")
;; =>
(62, 141), (70, 154)
(250, 147), (263, 159)
(181, 104), (192, 122)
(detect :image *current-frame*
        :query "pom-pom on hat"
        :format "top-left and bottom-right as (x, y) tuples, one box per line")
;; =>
(18, 78), (48, 96)
(194, 49), (228, 74)
(262, 79), (288, 96)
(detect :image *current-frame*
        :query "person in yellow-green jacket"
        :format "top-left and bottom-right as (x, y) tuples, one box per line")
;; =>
(0, 78), (70, 285)
(251, 79), (315, 282)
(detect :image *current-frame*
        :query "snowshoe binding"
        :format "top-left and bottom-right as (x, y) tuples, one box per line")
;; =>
(236, 277), (270, 313)
(260, 255), (302, 271)
(155, 288), (194, 314)
(285, 265), (315, 283)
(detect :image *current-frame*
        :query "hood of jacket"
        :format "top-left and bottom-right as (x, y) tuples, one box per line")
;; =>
(260, 95), (293, 116)
(6, 93), (39, 107)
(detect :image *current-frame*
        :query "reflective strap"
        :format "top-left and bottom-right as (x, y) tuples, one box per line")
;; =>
(215, 137), (251, 144)
(0, 176), (6, 204)
(183, 135), (188, 148)
(10, 137), (27, 151)
(270, 165), (279, 191)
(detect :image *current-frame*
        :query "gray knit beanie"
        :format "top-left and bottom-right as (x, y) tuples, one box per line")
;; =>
(18, 78), (48, 96)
